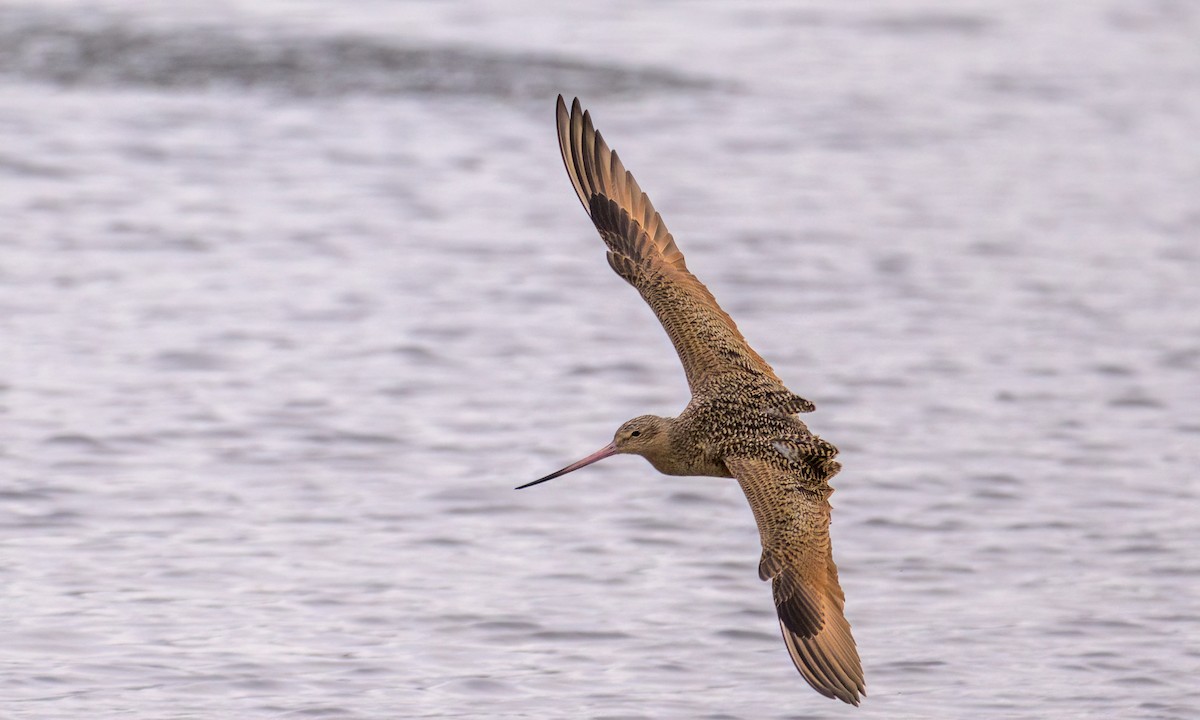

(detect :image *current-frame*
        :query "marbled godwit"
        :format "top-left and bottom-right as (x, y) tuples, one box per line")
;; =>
(518, 96), (865, 705)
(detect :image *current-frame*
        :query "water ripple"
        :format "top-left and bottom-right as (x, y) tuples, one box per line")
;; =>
(0, 7), (715, 99)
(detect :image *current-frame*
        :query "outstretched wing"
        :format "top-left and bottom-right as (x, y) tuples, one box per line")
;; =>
(556, 95), (780, 392)
(726, 455), (864, 705)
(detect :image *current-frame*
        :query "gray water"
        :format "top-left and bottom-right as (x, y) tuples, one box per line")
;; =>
(2, 1), (1198, 718)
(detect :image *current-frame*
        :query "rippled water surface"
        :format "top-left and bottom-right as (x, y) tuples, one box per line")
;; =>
(2, 1), (1198, 718)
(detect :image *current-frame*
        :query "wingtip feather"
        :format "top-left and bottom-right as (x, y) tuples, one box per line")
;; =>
(781, 618), (865, 705)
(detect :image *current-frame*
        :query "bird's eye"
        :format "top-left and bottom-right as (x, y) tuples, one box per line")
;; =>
(630, 430), (641, 437)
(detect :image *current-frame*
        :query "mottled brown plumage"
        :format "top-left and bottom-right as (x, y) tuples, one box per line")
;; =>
(520, 96), (864, 705)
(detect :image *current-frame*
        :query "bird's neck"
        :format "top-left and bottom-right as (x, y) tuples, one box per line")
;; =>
(642, 419), (727, 478)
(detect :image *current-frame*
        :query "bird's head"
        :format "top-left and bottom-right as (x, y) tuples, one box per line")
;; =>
(612, 414), (670, 454)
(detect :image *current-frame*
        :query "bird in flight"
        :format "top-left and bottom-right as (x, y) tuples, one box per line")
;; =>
(518, 96), (864, 705)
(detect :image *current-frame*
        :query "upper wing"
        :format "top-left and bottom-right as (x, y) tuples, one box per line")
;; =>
(727, 455), (864, 705)
(556, 96), (780, 392)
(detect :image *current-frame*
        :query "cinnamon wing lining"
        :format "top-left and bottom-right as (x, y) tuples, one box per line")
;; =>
(727, 455), (865, 706)
(556, 95), (780, 391)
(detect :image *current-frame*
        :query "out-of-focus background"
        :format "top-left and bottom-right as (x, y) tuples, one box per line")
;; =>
(1, 1), (1197, 718)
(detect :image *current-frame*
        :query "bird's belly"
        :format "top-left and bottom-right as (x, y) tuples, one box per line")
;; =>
(647, 449), (732, 479)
